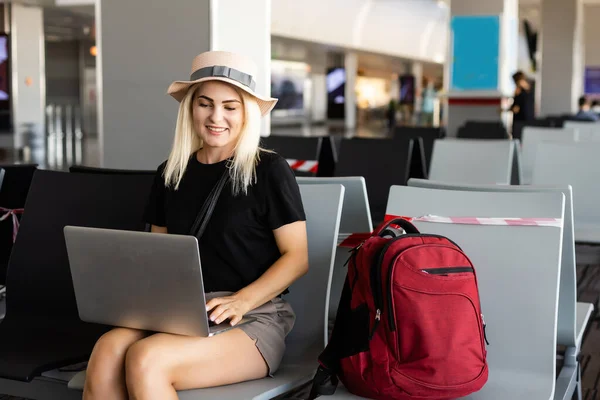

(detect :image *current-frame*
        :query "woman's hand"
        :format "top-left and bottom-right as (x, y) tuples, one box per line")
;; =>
(206, 293), (253, 326)
(206, 221), (308, 327)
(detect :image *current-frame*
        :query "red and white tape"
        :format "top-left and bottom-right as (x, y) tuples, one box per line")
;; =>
(407, 215), (563, 228)
(338, 214), (562, 248)
(286, 159), (319, 173)
(0, 207), (24, 243)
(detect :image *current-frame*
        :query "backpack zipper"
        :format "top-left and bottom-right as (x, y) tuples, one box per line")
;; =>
(482, 313), (490, 345)
(421, 267), (474, 275)
(369, 309), (381, 340)
(370, 241), (395, 338)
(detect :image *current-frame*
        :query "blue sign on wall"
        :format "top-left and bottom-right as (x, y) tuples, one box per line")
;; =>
(450, 15), (500, 91)
(585, 67), (600, 95)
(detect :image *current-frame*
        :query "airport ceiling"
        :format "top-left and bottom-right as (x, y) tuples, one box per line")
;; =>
(44, 5), (94, 41)
(36, 0), (600, 43)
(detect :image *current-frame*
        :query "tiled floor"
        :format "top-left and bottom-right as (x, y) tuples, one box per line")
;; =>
(577, 261), (600, 399)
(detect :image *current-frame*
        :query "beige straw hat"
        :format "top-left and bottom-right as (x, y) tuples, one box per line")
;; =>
(167, 51), (278, 116)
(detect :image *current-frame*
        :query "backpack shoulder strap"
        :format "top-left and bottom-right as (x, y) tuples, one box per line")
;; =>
(308, 365), (339, 399)
(189, 170), (229, 239)
(377, 218), (420, 236)
(308, 276), (355, 398)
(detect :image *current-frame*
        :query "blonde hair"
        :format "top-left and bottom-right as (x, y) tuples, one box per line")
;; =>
(163, 82), (263, 196)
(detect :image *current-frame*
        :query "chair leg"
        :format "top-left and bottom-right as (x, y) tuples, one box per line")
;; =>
(576, 364), (583, 400)
(555, 347), (579, 400)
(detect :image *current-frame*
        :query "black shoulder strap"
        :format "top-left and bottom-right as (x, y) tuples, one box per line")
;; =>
(189, 170), (229, 239)
(308, 365), (339, 399)
(307, 276), (355, 398)
(377, 218), (420, 236)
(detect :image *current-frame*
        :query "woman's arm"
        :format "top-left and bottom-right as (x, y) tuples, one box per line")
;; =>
(238, 220), (308, 307)
(206, 220), (309, 326)
(151, 225), (168, 234)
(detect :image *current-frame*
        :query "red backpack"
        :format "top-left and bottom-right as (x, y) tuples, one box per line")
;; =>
(310, 218), (489, 400)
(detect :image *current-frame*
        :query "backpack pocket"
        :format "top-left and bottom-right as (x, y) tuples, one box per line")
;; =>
(392, 285), (486, 387)
(387, 245), (486, 388)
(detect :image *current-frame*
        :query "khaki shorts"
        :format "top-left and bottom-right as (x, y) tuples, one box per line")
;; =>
(206, 292), (296, 375)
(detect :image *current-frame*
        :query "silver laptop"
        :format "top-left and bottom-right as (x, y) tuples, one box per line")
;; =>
(64, 226), (255, 337)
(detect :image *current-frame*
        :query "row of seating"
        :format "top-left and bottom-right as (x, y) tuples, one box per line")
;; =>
(260, 127), (552, 223)
(456, 118), (598, 141)
(265, 122), (597, 192)
(262, 131), (600, 398)
(60, 173), (589, 399)
(0, 165), (588, 399)
(0, 166), (344, 399)
(0, 164), (37, 288)
(460, 126), (600, 244)
(519, 123), (600, 185)
(262, 136), (424, 223)
(0, 121), (598, 396)
(263, 125), (600, 242)
(262, 127), (443, 177)
(289, 177), (592, 400)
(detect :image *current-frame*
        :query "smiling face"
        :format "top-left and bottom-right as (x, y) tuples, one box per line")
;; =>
(192, 81), (245, 153)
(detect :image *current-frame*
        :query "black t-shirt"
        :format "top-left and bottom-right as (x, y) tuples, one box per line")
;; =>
(144, 150), (306, 293)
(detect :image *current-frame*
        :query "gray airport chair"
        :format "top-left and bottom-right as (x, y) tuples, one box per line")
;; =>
(328, 187), (564, 399)
(68, 183), (345, 400)
(296, 177), (372, 235)
(532, 142), (600, 244)
(296, 177), (373, 331)
(520, 127), (578, 185)
(564, 121), (600, 142)
(408, 178), (593, 400)
(0, 170), (153, 400)
(429, 139), (515, 185)
(334, 137), (414, 224)
(387, 187), (564, 399)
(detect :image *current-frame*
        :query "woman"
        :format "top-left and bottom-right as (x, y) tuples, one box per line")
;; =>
(83, 51), (309, 400)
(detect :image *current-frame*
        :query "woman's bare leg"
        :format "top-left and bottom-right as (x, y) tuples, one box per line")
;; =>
(125, 328), (268, 400)
(83, 328), (147, 400)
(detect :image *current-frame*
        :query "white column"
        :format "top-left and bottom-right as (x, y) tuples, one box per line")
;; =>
(344, 52), (358, 130)
(539, 0), (584, 116)
(11, 3), (45, 162)
(310, 50), (328, 123)
(211, 0), (271, 135)
(389, 75), (400, 103)
(584, 5), (600, 69)
(98, 0), (272, 169)
(412, 62), (423, 114)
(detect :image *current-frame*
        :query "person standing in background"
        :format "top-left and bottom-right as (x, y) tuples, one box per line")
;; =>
(511, 71), (535, 122)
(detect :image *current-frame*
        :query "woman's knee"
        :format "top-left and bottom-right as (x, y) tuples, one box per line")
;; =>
(85, 329), (144, 393)
(93, 329), (136, 360)
(125, 340), (165, 384)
